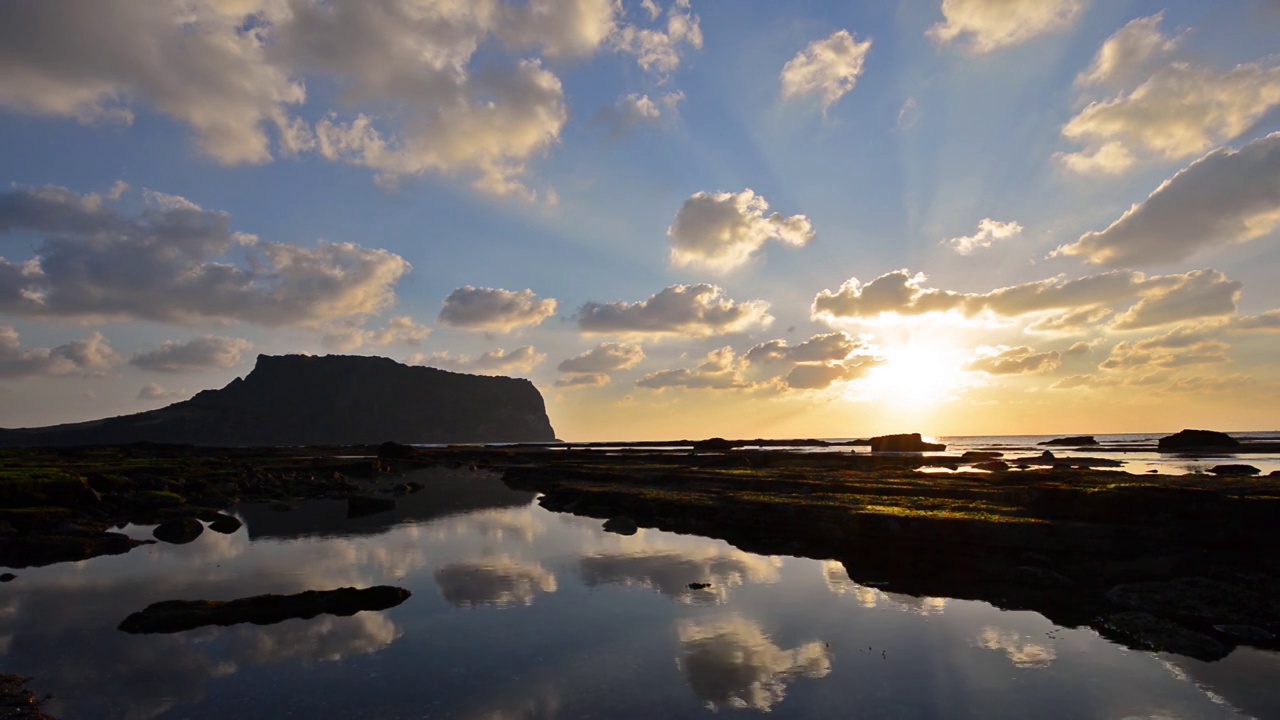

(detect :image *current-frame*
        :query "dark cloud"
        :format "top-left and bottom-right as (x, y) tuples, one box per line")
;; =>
(578, 284), (771, 336)
(130, 336), (252, 373)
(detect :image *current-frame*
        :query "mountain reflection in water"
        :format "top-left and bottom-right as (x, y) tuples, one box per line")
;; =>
(0, 470), (1275, 719)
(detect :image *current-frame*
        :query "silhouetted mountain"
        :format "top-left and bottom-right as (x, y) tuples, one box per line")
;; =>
(0, 354), (557, 446)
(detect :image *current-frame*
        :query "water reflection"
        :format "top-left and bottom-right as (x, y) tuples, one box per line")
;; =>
(580, 549), (779, 604)
(677, 614), (831, 711)
(821, 560), (948, 614)
(977, 626), (1057, 668)
(434, 558), (558, 608)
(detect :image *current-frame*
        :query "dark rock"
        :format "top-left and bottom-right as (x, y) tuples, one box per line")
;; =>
(348, 495), (396, 519)
(377, 441), (416, 460)
(960, 450), (1003, 461)
(870, 433), (946, 452)
(0, 673), (57, 719)
(269, 502), (296, 512)
(974, 460), (1010, 472)
(602, 516), (638, 535)
(0, 532), (151, 568)
(1008, 566), (1073, 588)
(1038, 450), (1055, 460)
(0, 354), (557, 447)
(1100, 612), (1228, 661)
(152, 517), (204, 545)
(0, 573), (14, 582)
(693, 437), (738, 451)
(207, 513), (242, 534)
(1040, 436), (1098, 446)
(1209, 464), (1261, 476)
(118, 585), (412, 634)
(1157, 429), (1240, 452)
(687, 582), (712, 590)
(1106, 577), (1275, 627)
(1214, 624), (1275, 643)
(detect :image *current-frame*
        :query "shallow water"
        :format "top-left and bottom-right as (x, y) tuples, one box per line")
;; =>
(2, 469), (1277, 719)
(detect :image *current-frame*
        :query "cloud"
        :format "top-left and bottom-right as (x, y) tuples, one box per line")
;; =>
(780, 30), (873, 111)
(1161, 373), (1254, 394)
(927, 0), (1083, 53)
(438, 287), (558, 333)
(668, 190), (814, 271)
(0, 326), (120, 378)
(966, 346), (1062, 375)
(636, 347), (748, 391)
(1075, 12), (1181, 89)
(784, 363), (864, 390)
(129, 336), (253, 373)
(677, 615), (831, 712)
(610, 0), (703, 74)
(322, 316), (432, 352)
(1109, 270), (1240, 330)
(1025, 307), (1114, 334)
(1236, 310), (1280, 332)
(558, 342), (645, 373)
(578, 284), (772, 337)
(137, 382), (186, 401)
(943, 218), (1023, 254)
(1060, 13), (1280, 173)
(409, 346), (545, 375)
(600, 92), (683, 134)
(500, 0), (619, 58)
(1054, 133), (1280, 266)
(580, 548), (779, 605)
(1099, 339), (1230, 371)
(977, 627), (1056, 668)
(433, 558), (557, 608)
(0, 184), (409, 325)
(744, 332), (864, 365)
(811, 268), (1242, 328)
(554, 372), (610, 388)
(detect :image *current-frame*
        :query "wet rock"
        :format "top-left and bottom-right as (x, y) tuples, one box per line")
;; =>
(1214, 624), (1275, 643)
(269, 502), (296, 512)
(118, 585), (412, 634)
(974, 460), (1009, 472)
(1008, 566), (1073, 588)
(152, 517), (204, 545)
(207, 513), (242, 534)
(377, 441), (416, 460)
(0, 532), (151, 568)
(1037, 450), (1055, 461)
(348, 494), (396, 519)
(1105, 577), (1275, 627)
(1157, 429), (1240, 452)
(1101, 612), (1227, 661)
(602, 516), (638, 535)
(870, 433), (945, 452)
(1209, 464), (1261, 476)
(0, 573), (14, 582)
(960, 450), (1003, 461)
(1040, 436), (1098, 446)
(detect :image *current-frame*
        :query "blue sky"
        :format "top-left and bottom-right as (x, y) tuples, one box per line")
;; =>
(2, 0), (1279, 439)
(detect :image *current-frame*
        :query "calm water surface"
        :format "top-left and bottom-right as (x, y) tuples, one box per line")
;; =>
(2, 469), (1277, 719)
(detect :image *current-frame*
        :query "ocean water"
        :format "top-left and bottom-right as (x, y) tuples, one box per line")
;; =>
(1, 470), (1277, 719)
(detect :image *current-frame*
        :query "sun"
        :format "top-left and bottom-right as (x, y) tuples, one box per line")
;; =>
(846, 341), (970, 410)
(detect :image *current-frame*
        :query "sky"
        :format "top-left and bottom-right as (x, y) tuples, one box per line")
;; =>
(1, 0), (1279, 441)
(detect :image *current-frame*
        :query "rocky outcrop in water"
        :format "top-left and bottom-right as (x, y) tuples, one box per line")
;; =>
(0, 354), (557, 446)
(1157, 429), (1240, 452)
(869, 433), (945, 452)
(118, 586), (411, 634)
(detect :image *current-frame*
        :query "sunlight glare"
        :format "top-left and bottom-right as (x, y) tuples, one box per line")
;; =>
(847, 341), (969, 410)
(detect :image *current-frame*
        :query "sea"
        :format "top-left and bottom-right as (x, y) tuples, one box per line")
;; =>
(2, 439), (1279, 719)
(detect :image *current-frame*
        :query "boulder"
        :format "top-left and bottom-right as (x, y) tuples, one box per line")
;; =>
(1040, 436), (1098, 446)
(602, 516), (638, 535)
(1157, 429), (1240, 452)
(0, 573), (14, 582)
(348, 495), (396, 519)
(960, 450), (1003, 461)
(152, 517), (204, 545)
(1209, 464), (1261, 476)
(869, 433), (945, 453)
(1105, 577), (1275, 627)
(693, 437), (738, 452)
(975, 460), (1010, 472)
(118, 585), (411, 634)
(207, 513), (243, 534)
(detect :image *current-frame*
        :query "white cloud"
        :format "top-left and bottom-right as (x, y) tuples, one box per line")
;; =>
(978, 628), (1056, 668)
(555, 372), (611, 388)
(137, 382), (186, 401)
(438, 287), (558, 333)
(130, 336), (253, 373)
(610, 1), (703, 74)
(0, 326), (120, 378)
(1054, 133), (1280, 266)
(558, 342), (645, 373)
(1055, 141), (1136, 175)
(600, 92), (682, 134)
(578, 284), (773, 337)
(943, 218), (1023, 254)
(0, 184), (409, 325)
(501, 0), (619, 58)
(409, 346), (545, 375)
(780, 30), (873, 111)
(966, 346), (1062, 375)
(668, 190), (814, 271)
(322, 316), (432, 352)
(744, 332), (865, 365)
(1109, 270), (1240, 330)
(1236, 310), (1280, 332)
(783, 362), (864, 390)
(927, 0), (1083, 53)
(677, 615), (831, 712)
(1075, 12), (1181, 89)
(1099, 339), (1230, 371)
(636, 347), (748, 390)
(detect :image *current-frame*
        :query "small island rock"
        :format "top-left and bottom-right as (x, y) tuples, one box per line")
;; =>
(869, 433), (945, 453)
(602, 516), (638, 535)
(1157, 429), (1240, 451)
(152, 517), (204, 545)
(1040, 436), (1098, 446)
(1209, 464), (1261, 476)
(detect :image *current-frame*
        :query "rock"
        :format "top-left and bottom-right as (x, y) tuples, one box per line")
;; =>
(974, 460), (1009, 472)
(1214, 624), (1275, 643)
(870, 433), (946, 453)
(693, 437), (738, 452)
(1008, 565), (1073, 587)
(602, 516), (638, 535)
(1106, 577), (1274, 627)
(1040, 436), (1098, 446)
(207, 513), (242, 534)
(960, 450), (1003, 461)
(0, 532), (151, 568)
(1147, 469), (1159, 474)
(152, 517), (204, 545)
(348, 495), (396, 519)
(1101, 612), (1228, 661)
(0, 673), (57, 720)
(118, 585), (412, 634)
(687, 582), (712, 590)
(269, 502), (296, 512)
(377, 441), (416, 460)
(0, 573), (14, 582)
(1209, 464), (1261, 476)
(1038, 450), (1055, 460)
(1157, 429), (1240, 452)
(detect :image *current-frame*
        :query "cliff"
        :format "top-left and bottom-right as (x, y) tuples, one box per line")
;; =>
(0, 354), (558, 446)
